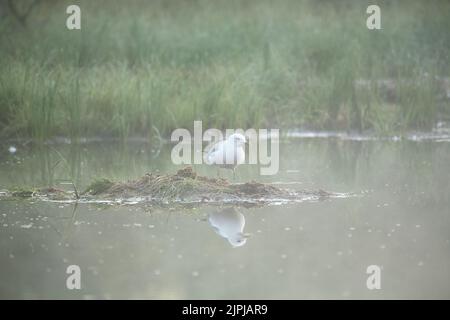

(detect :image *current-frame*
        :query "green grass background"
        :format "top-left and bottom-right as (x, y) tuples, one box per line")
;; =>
(0, 0), (449, 141)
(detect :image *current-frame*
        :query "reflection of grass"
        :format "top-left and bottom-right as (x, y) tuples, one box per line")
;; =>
(0, 0), (449, 139)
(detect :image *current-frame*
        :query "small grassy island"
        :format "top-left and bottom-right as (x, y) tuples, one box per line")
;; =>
(1, 167), (333, 206)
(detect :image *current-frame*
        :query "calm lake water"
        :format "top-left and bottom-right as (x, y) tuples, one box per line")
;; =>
(1, 137), (449, 299)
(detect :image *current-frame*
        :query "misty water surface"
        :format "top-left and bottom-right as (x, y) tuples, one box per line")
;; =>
(0, 137), (449, 299)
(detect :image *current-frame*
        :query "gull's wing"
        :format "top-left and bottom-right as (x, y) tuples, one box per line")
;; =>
(203, 138), (223, 154)
(203, 139), (225, 164)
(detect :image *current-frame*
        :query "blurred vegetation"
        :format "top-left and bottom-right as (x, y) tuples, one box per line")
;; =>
(0, 0), (449, 140)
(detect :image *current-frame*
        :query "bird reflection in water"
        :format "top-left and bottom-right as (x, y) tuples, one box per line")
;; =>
(208, 207), (250, 247)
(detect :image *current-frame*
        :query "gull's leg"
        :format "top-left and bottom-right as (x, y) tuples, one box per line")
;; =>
(233, 168), (236, 181)
(216, 167), (220, 178)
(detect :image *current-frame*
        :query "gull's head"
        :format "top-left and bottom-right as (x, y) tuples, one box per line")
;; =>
(227, 133), (247, 147)
(229, 232), (249, 247)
